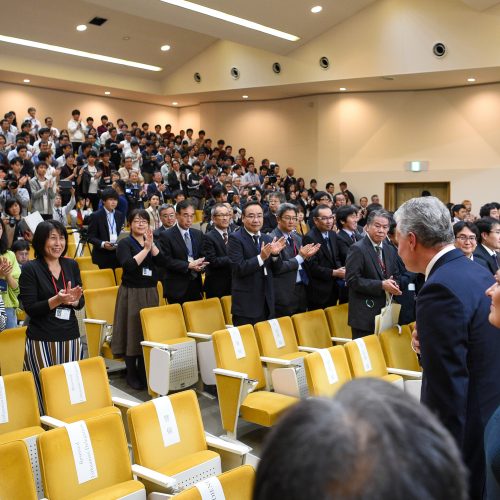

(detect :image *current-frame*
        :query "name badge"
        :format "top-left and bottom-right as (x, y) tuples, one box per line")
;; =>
(109, 233), (117, 244)
(142, 268), (152, 277)
(55, 308), (71, 320)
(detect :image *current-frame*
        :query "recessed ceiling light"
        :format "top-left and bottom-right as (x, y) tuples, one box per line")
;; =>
(0, 34), (162, 72)
(467, 77), (476, 82)
(160, 0), (299, 41)
(161, 45), (171, 51)
(104, 91), (111, 95)
(76, 25), (87, 32)
(242, 95), (249, 99)
(311, 6), (323, 13)
(23, 79), (30, 83)
(172, 102), (178, 105)
(122, 36), (131, 41)
(339, 87), (347, 91)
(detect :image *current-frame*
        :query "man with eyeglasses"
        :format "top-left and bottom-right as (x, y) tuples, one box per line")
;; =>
(271, 203), (321, 316)
(228, 201), (286, 326)
(303, 204), (346, 311)
(202, 203), (233, 298)
(474, 217), (500, 274)
(157, 199), (206, 304)
(345, 209), (401, 339)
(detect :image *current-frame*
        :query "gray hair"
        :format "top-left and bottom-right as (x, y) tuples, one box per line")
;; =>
(366, 209), (392, 226)
(394, 196), (454, 247)
(269, 192), (285, 203)
(158, 203), (174, 215)
(276, 203), (298, 218)
(211, 202), (228, 217)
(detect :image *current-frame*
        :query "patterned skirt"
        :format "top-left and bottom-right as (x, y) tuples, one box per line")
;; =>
(24, 337), (82, 412)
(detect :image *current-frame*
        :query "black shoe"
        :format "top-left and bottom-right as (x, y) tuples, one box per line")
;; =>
(126, 375), (146, 391)
(203, 384), (218, 397)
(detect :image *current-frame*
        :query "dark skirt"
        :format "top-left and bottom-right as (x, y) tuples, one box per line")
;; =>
(111, 285), (159, 357)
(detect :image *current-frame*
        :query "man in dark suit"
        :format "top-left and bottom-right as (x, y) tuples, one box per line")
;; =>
(303, 205), (345, 310)
(153, 204), (176, 241)
(262, 192), (283, 234)
(157, 199), (206, 304)
(473, 217), (500, 274)
(202, 203), (232, 298)
(395, 196), (500, 500)
(87, 188), (125, 269)
(146, 170), (167, 203)
(271, 203), (321, 317)
(339, 181), (355, 205)
(228, 201), (286, 326)
(345, 210), (401, 339)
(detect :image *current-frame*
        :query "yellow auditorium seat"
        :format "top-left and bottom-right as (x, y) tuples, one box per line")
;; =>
(80, 268), (116, 290)
(157, 280), (166, 305)
(254, 317), (308, 398)
(0, 440), (38, 500)
(324, 303), (353, 343)
(220, 295), (232, 325)
(128, 390), (250, 495)
(140, 304), (198, 396)
(114, 266), (123, 285)
(213, 325), (298, 440)
(292, 309), (334, 349)
(75, 256), (98, 271)
(183, 298), (230, 387)
(83, 285), (118, 359)
(172, 465), (255, 500)
(40, 357), (137, 427)
(379, 325), (421, 372)
(37, 413), (146, 500)
(0, 326), (26, 375)
(304, 346), (352, 397)
(344, 335), (421, 394)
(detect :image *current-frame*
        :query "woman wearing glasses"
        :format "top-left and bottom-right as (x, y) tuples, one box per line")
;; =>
(453, 221), (478, 260)
(111, 209), (162, 390)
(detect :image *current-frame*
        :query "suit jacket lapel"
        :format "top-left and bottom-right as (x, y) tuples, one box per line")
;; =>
(173, 225), (188, 258)
(364, 237), (384, 279)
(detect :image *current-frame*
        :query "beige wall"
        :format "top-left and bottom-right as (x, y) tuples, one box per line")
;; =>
(0, 82), (177, 132)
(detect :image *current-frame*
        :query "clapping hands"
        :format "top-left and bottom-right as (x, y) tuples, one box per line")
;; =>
(58, 280), (83, 306)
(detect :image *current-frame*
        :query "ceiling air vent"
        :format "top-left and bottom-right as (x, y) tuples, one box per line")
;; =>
(89, 17), (108, 26)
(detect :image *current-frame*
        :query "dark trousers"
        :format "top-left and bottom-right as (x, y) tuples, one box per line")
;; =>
(351, 328), (373, 340)
(165, 279), (203, 305)
(275, 283), (308, 318)
(233, 304), (270, 327)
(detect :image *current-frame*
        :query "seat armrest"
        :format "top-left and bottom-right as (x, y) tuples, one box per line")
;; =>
(225, 324), (234, 328)
(213, 368), (249, 380)
(40, 415), (66, 428)
(131, 464), (177, 490)
(187, 331), (212, 340)
(331, 336), (351, 344)
(205, 433), (252, 455)
(141, 341), (177, 352)
(298, 346), (323, 353)
(387, 367), (422, 379)
(83, 319), (107, 325)
(260, 356), (301, 368)
(112, 396), (140, 409)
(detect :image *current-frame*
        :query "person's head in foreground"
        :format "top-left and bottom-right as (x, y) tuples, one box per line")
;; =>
(254, 378), (467, 500)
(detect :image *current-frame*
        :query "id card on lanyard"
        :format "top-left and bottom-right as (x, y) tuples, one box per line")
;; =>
(107, 212), (117, 243)
(129, 236), (152, 277)
(51, 269), (71, 321)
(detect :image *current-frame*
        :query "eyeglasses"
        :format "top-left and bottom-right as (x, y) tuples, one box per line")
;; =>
(456, 235), (477, 242)
(132, 219), (148, 225)
(316, 216), (334, 221)
(244, 214), (263, 220)
(281, 216), (298, 222)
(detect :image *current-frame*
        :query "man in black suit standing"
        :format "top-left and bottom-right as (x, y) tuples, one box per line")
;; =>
(303, 205), (345, 310)
(152, 204), (176, 241)
(262, 192), (284, 234)
(271, 203), (320, 316)
(395, 196), (500, 499)
(87, 188), (125, 269)
(158, 199), (206, 304)
(202, 203), (232, 298)
(228, 201), (286, 326)
(345, 210), (401, 339)
(473, 217), (500, 275)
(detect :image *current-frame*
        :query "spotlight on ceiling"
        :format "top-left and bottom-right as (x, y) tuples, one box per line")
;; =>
(311, 6), (323, 13)
(76, 25), (87, 32)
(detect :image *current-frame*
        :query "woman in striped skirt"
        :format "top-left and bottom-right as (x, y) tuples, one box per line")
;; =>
(20, 220), (84, 409)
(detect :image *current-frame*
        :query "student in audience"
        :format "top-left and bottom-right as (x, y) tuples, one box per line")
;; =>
(145, 194), (161, 230)
(29, 161), (56, 218)
(2, 199), (24, 245)
(453, 221), (479, 259)
(473, 217), (500, 274)
(451, 204), (467, 223)
(52, 189), (76, 226)
(112, 209), (161, 390)
(254, 378), (468, 500)
(11, 239), (30, 269)
(20, 220), (84, 408)
(479, 202), (499, 220)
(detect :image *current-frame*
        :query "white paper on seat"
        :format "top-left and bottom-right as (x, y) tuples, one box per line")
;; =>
(268, 319), (285, 349)
(195, 476), (226, 500)
(228, 327), (246, 359)
(153, 397), (181, 448)
(65, 420), (98, 484)
(354, 338), (372, 372)
(0, 376), (8, 424)
(63, 362), (86, 404)
(318, 349), (338, 385)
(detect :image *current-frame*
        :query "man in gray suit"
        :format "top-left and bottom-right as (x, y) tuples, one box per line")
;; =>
(271, 203), (320, 317)
(345, 210), (401, 338)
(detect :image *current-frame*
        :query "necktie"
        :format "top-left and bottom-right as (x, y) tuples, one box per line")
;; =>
(324, 235), (332, 257)
(252, 235), (260, 252)
(375, 246), (387, 277)
(223, 232), (228, 245)
(351, 233), (357, 244)
(492, 253), (499, 270)
(76, 209), (83, 227)
(184, 231), (193, 257)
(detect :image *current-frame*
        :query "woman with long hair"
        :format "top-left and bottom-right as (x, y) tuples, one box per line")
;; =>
(0, 219), (21, 328)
